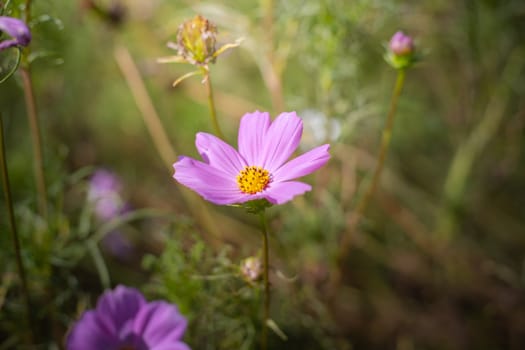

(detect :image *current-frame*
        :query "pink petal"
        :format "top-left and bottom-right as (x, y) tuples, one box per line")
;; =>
(133, 301), (189, 349)
(262, 181), (312, 204)
(260, 112), (303, 171)
(95, 285), (145, 335)
(151, 343), (191, 350)
(66, 311), (121, 350)
(173, 157), (247, 204)
(237, 111), (271, 165)
(196, 132), (246, 177)
(273, 144), (330, 182)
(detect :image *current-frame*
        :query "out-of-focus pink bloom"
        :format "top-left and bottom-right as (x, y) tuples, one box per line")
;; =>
(88, 169), (125, 221)
(0, 16), (31, 51)
(67, 285), (190, 350)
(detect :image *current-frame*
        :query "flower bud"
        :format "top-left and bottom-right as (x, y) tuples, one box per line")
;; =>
(240, 256), (262, 282)
(385, 30), (416, 70)
(389, 31), (414, 56)
(176, 15), (218, 65)
(0, 16), (31, 51)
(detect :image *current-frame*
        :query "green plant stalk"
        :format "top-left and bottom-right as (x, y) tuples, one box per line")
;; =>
(437, 48), (524, 239)
(87, 240), (111, 290)
(259, 210), (270, 350)
(113, 46), (225, 247)
(202, 68), (225, 139)
(335, 69), (406, 279)
(20, 67), (48, 218)
(357, 69), (406, 217)
(355, 70), (405, 218)
(24, 0), (32, 23)
(0, 114), (34, 344)
(260, 0), (285, 113)
(113, 46), (177, 166)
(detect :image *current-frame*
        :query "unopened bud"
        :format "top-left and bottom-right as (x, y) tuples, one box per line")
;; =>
(385, 30), (417, 70)
(389, 31), (414, 56)
(240, 256), (262, 282)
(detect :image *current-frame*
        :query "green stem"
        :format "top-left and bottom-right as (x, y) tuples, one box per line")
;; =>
(259, 210), (270, 350)
(357, 69), (406, 217)
(0, 114), (34, 344)
(202, 68), (224, 139)
(437, 48), (523, 239)
(24, 0), (32, 23)
(335, 69), (406, 281)
(20, 67), (48, 218)
(87, 240), (111, 290)
(0, 48), (22, 84)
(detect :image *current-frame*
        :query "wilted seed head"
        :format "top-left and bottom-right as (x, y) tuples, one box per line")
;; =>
(176, 15), (217, 65)
(389, 31), (414, 56)
(240, 256), (262, 282)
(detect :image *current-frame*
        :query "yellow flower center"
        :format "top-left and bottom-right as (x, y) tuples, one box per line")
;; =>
(236, 166), (271, 194)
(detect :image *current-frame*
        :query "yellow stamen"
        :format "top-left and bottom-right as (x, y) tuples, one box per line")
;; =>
(236, 166), (271, 194)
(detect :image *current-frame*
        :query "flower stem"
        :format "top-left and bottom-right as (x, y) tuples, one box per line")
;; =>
(437, 49), (523, 240)
(202, 68), (225, 139)
(258, 210), (270, 350)
(24, 0), (32, 23)
(335, 68), (406, 280)
(356, 68), (406, 217)
(20, 67), (48, 219)
(0, 113), (34, 344)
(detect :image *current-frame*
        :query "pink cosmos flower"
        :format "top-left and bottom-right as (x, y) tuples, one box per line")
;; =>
(173, 111), (330, 205)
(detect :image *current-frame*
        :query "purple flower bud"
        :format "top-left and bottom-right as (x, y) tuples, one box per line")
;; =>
(389, 31), (414, 56)
(0, 16), (31, 51)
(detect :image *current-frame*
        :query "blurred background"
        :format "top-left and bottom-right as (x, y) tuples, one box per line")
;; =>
(1, 0), (525, 349)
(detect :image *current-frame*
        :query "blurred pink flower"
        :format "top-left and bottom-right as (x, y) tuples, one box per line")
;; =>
(0, 16), (31, 51)
(67, 285), (190, 350)
(88, 169), (126, 221)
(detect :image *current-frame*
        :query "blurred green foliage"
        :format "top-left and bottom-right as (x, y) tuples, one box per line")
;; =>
(1, 0), (525, 349)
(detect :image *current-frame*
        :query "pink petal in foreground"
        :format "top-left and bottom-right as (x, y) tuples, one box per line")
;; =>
(237, 111), (271, 165)
(133, 301), (188, 349)
(263, 181), (312, 204)
(260, 112), (303, 171)
(196, 132), (245, 177)
(96, 286), (146, 334)
(273, 144), (330, 182)
(66, 311), (120, 350)
(173, 157), (246, 204)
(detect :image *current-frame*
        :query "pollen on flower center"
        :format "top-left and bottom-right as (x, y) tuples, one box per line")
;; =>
(236, 166), (271, 194)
